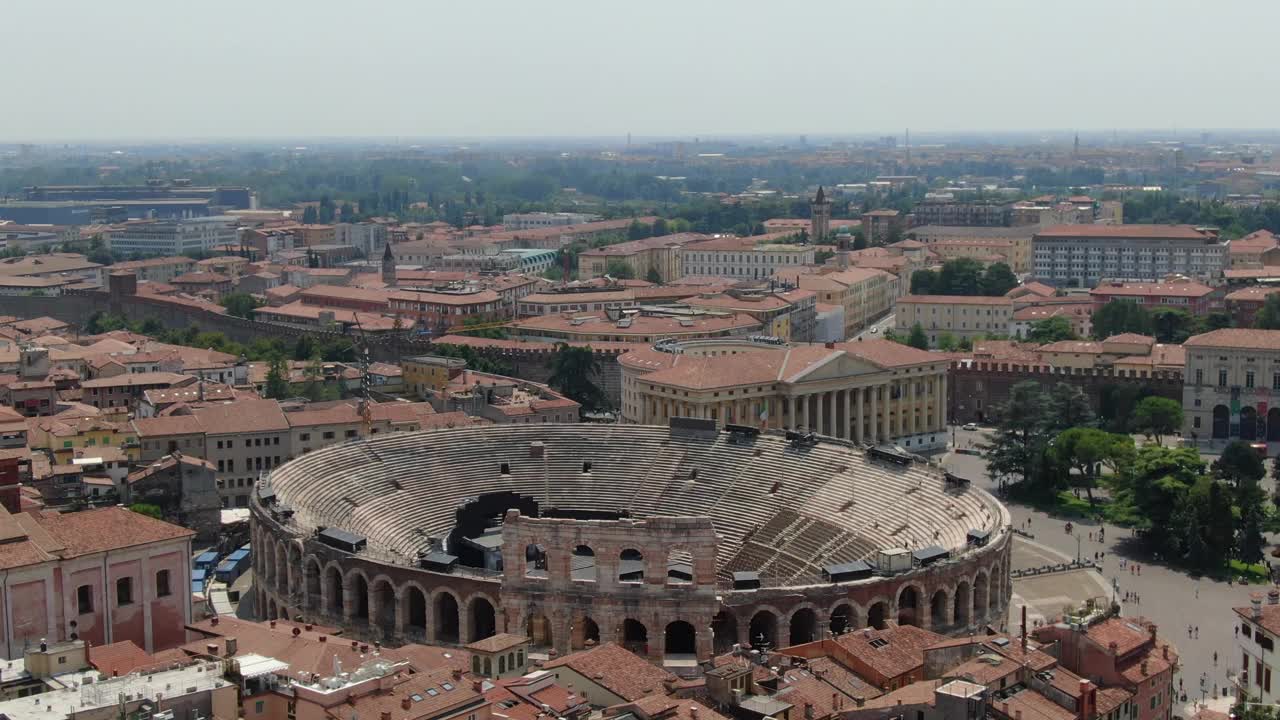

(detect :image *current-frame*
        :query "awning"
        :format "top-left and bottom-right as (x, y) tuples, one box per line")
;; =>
(237, 653), (289, 679)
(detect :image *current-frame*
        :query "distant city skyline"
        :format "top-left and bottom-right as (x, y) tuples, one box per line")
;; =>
(4, 0), (1278, 141)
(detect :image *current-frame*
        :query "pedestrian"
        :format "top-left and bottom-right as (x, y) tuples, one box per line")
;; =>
(1195, 626), (1199, 638)
(1214, 651), (1218, 666)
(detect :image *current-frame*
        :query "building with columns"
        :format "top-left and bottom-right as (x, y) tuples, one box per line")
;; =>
(619, 337), (949, 451)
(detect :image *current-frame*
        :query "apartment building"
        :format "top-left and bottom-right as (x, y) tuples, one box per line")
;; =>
(389, 288), (504, 335)
(194, 398), (290, 507)
(910, 200), (1010, 227)
(909, 225), (1034, 273)
(111, 256), (198, 283)
(895, 295), (1015, 346)
(1089, 279), (1223, 315)
(576, 233), (707, 282)
(333, 222), (388, 255)
(1182, 329), (1280, 449)
(681, 234), (813, 280)
(105, 217), (239, 256)
(774, 267), (894, 338)
(861, 209), (903, 244)
(1033, 224), (1227, 287)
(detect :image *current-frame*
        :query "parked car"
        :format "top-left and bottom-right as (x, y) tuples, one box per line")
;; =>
(962, 422), (978, 431)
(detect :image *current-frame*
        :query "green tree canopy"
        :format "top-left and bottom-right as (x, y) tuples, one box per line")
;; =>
(1091, 300), (1154, 339)
(1257, 293), (1280, 329)
(1052, 427), (1134, 504)
(645, 267), (663, 284)
(220, 292), (262, 319)
(604, 260), (636, 279)
(1130, 396), (1183, 445)
(907, 323), (929, 350)
(1150, 307), (1197, 343)
(979, 263), (1018, 296)
(1213, 440), (1266, 484)
(547, 343), (606, 411)
(987, 381), (1053, 490)
(1048, 383), (1094, 432)
(264, 354), (292, 399)
(1027, 316), (1076, 344)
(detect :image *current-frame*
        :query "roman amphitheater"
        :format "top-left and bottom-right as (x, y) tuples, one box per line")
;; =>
(250, 422), (1011, 666)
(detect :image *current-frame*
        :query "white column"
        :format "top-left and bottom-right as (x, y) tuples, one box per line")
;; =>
(855, 387), (864, 443)
(937, 374), (947, 430)
(843, 389), (852, 441)
(827, 391), (836, 437)
(869, 385), (879, 444)
(882, 383), (892, 442)
(787, 396), (796, 430)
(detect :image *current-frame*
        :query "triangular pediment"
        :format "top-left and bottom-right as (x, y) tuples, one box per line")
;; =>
(787, 351), (883, 384)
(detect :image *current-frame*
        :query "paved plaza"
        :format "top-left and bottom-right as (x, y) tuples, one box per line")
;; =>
(944, 426), (1262, 710)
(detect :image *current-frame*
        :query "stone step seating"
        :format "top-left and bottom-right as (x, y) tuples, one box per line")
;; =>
(267, 425), (1000, 580)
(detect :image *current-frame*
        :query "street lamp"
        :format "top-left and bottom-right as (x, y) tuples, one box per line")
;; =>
(1075, 534), (1082, 563)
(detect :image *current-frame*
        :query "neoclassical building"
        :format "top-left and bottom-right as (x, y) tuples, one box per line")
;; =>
(1184, 328), (1280, 449)
(620, 338), (949, 451)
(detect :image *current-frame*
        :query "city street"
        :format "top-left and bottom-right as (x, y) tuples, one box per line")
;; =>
(852, 313), (895, 341)
(943, 426), (1257, 709)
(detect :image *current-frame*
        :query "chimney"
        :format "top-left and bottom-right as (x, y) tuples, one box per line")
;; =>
(1015, 711), (1023, 720)
(1140, 660), (1148, 676)
(472, 680), (482, 693)
(319, 635), (327, 642)
(293, 628), (301, 637)
(305, 623), (313, 631)
(225, 637), (238, 656)
(1148, 624), (1158, 644)
(452, 669), (463, 681)
(401, 698), (412, 711)
(1252, 593), (1264, 619)
(210, 616), (219, 626)
(381, 713), (391, 720)
(854, 697), (865, 709)
(360, 644), (369, 653)
(690, 706), (699, 720)
(351, 641), (359, 651)
(206, 644), (218, 656)
(270, 620), (276, 629)
(804, 702), (814, 720)
(1108, 641), (1118, 656)
(1162, 644), (1169, 660)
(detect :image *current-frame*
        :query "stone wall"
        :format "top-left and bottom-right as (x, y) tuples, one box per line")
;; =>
(948, 360), (1183, 424)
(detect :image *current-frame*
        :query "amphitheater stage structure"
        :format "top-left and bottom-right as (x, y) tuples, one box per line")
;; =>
(250, 421), (1012, 667)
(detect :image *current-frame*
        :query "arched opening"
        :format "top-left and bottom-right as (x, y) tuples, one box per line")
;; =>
(575, 616), (600, 650)
(305, 560), (322, 612)
(372, 580), (395, 635)
(406, 587), (427, 636)
(1242, 406), (1259, 440)
(666, 549), (692, 585)
(897, 586), (920, 627)
(1269, 408), (1280, 442)
(930, 590), (948, 628)
(274, 544), (286, 593)
(470, 597), (496, 642)
(954, 582), (971, 627)
(526, 613), (552, 648)
(973, 573), (989, 622)
(352, 574), (370, 621)
(789, 608), (818, 645)
(988, 569), (1000, 613)
(712, 611), (738, 654)
(325, 566), (344, 616)
(830, 604), (855, 636)
(619, 549), (645, 583)
(867, 602), (888, 630)
(572, 545), (596, 582)
(267, 599), (278, 620)
(749, 611), (777, 650)
(622, 618), (649, 654)
(1213, 405), (1230, 439)
(525, 544), (547, 579)
(435, 592), (460, 643)
(665, 620), (697, 656)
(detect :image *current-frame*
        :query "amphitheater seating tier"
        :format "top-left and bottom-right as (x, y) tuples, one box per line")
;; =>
(267, 425), (1001, 582)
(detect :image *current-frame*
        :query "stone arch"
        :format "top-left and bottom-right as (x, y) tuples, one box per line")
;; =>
(574, 615), (601, 650)
(866, 598), (890, 630)
(304, 556), (323, 612)
(434, 589), (461, 643)
(954, 580), (972, 627)
(930, 588), (949, 629)
(572, 544), (596, 582)
(266, 598), (278, 620)
(749, 609), (779, 649)
(712, 611), (738, 654)
(524, 542), (548, 579)
(622, 618), (650, 654)
(788, 606), (819, 645)
(273, 540), (286, 594)
(1269, 408), (1280, 442)
(287, 543), (303, 603)
(665, 544), (695, 585)
(897, 583), (924, 627)
(401, 582), (429, 637)
(323, 562), (345, 616)
(665, 620), (697, 656)
(829, 602), (857, 636)
(526, 611), (553, 648)
(973, 571), (990, 622)
(370, 575), (396, 636)
(469, 594), (497, 642)
(988, 563), (1001, 613)
(1212, 404), (1229, 439)
(619, 548), (645, 583)
(348, 569), (371, 621)
(1242, 405), (1259, 440)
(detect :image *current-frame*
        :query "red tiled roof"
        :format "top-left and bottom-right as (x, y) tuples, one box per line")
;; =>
(542, 642), (677, 701)
(1185, 328), (1280, 350)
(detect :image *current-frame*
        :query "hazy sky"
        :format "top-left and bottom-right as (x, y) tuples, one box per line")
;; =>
(4, 0), (1277, 141)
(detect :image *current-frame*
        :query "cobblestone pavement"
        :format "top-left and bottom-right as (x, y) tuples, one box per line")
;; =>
(943, 427), (1257, 707)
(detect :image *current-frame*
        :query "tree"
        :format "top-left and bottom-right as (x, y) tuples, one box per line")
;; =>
(1047, 383), (1094, 432)
(645, 267), (663, 284)
(604, 260), (635, 279)
(129, 503), (163, 519)
(1052, 428), (1134, 505)
(987, 381), (1052, 490)
(1091, 300), (1154, 339)
(293, 335), (315, 362)
(302, 356), (328, 402)
(936, 333), (958, 351)
(1201, 311), (1233, 332)
(264, 354), (292, 399)
(979, 263), (1018, 296)
(1212, 440), (1266, 485)
(626, 220), (651, 241)
(651, 218), (669, 237)
(907, 323), (929, 350)
(302, 205), (318, 224)
(1150, 307), (1196, 343)
(851, 229), (868, 251)
(936, 258), (984, 296)
(220, 292), (262, 319)
(910, 269), (936, 295)
(1130, 396), (1183, 445)
(1109, 445), (1203, 550)
(1027, 316), (1076, 344)
(547, 343), (606, 411)
(1257, 293), (1280, 329)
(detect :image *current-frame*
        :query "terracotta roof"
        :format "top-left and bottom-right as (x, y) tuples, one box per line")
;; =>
(131, 415), (205, 437)
(837, 338), (942, 368)
(542, 642), (677, 701)
(1084, 617), (1151, 657)
(999, 688), (1076, 720)
(194, 397), (289, 435)
(832, 625), (943, 680)
(89, 640), (180, 676)
(1225, 286), (1280, 302)
(860, 679), (941, 710)
(513, 312), (760, 337)
(1185, 328), (1280, 350)
(464, 633), (527, 653)
(1090, 281), (1216, 298)
(80, 372), (193, 389)
(1035, 224), (1210, 240)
